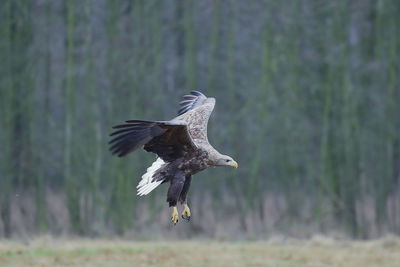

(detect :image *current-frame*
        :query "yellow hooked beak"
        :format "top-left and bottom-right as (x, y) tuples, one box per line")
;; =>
(232, 160), (238, 168)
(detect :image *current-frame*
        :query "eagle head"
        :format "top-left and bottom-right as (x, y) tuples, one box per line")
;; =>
(215, 155), (238, 168)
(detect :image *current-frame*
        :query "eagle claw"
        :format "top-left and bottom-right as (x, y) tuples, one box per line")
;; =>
(181, 203), (191, 221)
(171, 206), (179, 225)
(181, 214), (190, 221)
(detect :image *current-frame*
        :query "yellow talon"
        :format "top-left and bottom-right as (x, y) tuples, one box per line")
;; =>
(181, 203), (191, 221)
(171, 206), (179, 225)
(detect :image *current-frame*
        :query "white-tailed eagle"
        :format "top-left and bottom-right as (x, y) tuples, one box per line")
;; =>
(109, 91), (238, 224)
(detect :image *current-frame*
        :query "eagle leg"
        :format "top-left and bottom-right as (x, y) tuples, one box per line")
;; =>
(167, 171), (185, 225)
(171, 206), (179, 225)
(179, 175), (192, 221)
(181, 203), (191, 221)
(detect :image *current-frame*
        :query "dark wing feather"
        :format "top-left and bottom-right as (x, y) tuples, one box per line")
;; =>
(109, 120), (196, 161)
(109, 120), (162, 157)
(143, 121), (197, 161)
(178, 91), (208, 115)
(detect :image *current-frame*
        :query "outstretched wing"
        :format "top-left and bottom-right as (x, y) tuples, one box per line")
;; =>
(109, 120), (196, 161)
(178, 91), (208, 115)
(177, 91), (215, 142)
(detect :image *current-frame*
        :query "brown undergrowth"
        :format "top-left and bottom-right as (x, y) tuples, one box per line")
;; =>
(0, 236), (399, 267)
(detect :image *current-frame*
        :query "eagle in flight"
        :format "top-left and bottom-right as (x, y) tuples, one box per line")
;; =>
(109, 91), (238, 224)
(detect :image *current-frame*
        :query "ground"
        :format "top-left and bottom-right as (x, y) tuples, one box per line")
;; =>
(0, 237), (399, 267)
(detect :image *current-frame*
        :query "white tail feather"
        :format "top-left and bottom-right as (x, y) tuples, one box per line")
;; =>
(137, 158), (165, 196)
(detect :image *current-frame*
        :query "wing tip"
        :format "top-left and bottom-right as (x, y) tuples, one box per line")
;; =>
(190, 90), (205, 96)
(177, 90), (208, 115)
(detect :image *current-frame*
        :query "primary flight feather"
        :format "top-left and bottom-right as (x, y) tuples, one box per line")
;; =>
(109, 91), (238, 224)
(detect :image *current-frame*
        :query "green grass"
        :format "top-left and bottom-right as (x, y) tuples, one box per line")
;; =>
(0, 236), (399, 266)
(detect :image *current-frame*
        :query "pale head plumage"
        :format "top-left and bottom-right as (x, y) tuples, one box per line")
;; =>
(211, 154), (238, 168)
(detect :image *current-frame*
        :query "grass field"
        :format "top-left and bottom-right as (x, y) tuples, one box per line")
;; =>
(0, 236), (399, 267)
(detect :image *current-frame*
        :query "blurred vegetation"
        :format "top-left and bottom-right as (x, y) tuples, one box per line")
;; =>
(0, 0), (399, 239)
(1, 238), (400, 267)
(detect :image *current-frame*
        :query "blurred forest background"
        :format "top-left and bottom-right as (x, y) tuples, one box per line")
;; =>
(0, 0), (399, 240)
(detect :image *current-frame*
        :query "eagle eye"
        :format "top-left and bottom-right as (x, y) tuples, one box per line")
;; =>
(225, 159), (230, 162)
